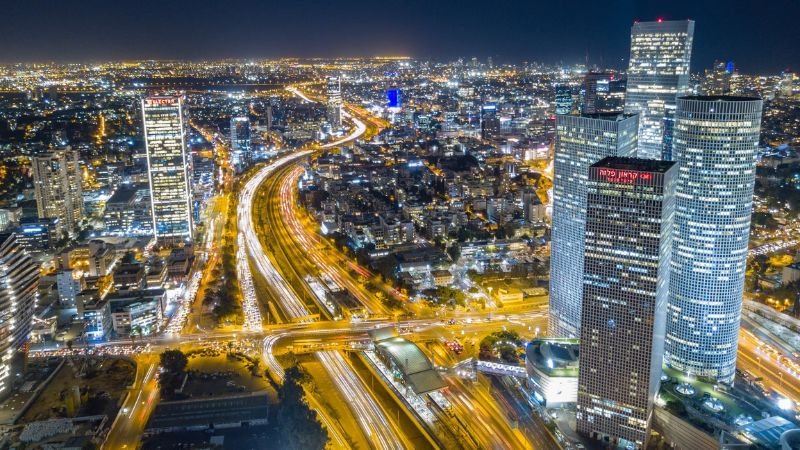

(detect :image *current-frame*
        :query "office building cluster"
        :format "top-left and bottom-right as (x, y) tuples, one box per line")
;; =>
(547, 20), (766, 448)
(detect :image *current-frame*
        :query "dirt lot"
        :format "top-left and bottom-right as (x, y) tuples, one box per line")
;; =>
(22, 357), (135, 422)
(182, 350), (276, 401)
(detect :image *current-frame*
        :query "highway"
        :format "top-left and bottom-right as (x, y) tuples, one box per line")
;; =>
(241, 158), (408, 449)
(237, 87), (411, 449)
(738, 329), (800, 403)
(99, 84), (558, 449)
(104, 355), (160, 450)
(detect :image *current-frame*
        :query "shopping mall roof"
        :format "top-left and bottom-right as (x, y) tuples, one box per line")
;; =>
(526, 338), (580, 378)
(369, 328), (446, 395)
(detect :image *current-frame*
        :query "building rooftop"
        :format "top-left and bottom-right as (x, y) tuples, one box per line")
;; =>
(526, 338), (580, 378)
(679, 95), (761, 102)
(146, 392), (270, 432)
(369, 328), (446, 395)
(106, 187), (137, 205)
(592, 156), (677, 173)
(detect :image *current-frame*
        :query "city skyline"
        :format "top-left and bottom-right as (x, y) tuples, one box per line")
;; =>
(0, 0), (798, 73)
(1, 4), (799, 449)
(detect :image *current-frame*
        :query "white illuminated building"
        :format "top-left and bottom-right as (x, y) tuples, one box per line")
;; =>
(549, 113), (638, 338)
(624, 20), (694, 161)
(327, 76), (343, 129)
(142, 96), (193, 245)
(665, 96), (763, 384)
(230, 116), (251, 173)
(0, 233), (39, 397)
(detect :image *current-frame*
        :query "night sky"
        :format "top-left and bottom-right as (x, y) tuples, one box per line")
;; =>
(4, 0), (799, 73)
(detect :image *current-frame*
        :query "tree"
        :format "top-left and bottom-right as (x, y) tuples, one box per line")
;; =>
(447, 244), (461, 262)
(160, 349), (188, 375)
(768, 254), (793, 267)
(276, 365), (328, 450)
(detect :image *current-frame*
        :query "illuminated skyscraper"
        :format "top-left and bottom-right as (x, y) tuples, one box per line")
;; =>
(0, 233), (39, 397)
(624, 20), (694, 161)
(142, 96), (193, 245)
(32, 148), (84, 237)
(583, 72), (626, 114)
(230, 116), (251, 174)
(576, 157), (676, 449)
(555, 84), (574, 115)
(665, 96), (763, 383)
(549, 113), (638, 338)
(327, 76), (343, 129)
(480, 104), (500, 139)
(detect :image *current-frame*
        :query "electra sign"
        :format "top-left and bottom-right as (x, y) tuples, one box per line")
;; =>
(597, 168), (653, 184)
(145, 97), (178, 106)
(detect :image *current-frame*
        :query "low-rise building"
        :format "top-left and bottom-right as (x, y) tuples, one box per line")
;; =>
(525, 338), (579, 407)
(108, 288), (166, 337)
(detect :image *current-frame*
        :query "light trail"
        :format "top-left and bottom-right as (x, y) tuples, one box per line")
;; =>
(275, 167), (389, 315)
(240, 91), (404, 448)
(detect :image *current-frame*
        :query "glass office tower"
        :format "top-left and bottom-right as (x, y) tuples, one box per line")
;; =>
(624, 20), (694, 161)
(142, 96), (193, 245)
(665, 96), (763, 383)
(576, 157), (676, 449)
(549, 113), (639, 337)
(230, 116), (251, 173)
(327, 76), (343, 129)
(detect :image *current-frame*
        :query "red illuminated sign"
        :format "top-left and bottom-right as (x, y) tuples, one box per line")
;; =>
(597, 168), (653, 184)
(145, 97), (179, 106)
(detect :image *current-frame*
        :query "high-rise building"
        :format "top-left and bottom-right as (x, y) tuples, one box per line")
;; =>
(665, 96), (763, 384)
(583, 72), (626, 114)
(549, 113), (639, 338)
(230, 116), (251, 174)
(0, 233), (39, 397)
(480, 104), (500, 139)
(702, 60), (734, 95)
(576, 157), (677, 449)
(142, 96), (193, 246)
(624, 20), (694, 161)
(327, 76), (343, 129)
(32, 148), (84, 237)
(555, 85), (574, 115)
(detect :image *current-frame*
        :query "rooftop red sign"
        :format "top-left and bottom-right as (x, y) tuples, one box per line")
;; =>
(597, 168), (653, 184)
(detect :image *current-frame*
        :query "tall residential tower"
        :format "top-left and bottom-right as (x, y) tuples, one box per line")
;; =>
(624, 20), (694, 161)
(549, 113), (639, 337)
(32, 148), (84, 237)
(665, 96), (763, 383)
(142, 96), (193, 245)
(576, 157), (677, 449)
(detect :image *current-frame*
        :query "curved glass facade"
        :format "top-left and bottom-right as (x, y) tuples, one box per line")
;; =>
(665, 96), (763, 383)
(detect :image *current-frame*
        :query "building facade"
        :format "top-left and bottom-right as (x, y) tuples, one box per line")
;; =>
(230, 116), (251, 173)
(583, 72), (626, 114)
(327, 76), (343, 129)
(577, 157), (677, 449)
(549, 114), (639, 338)
(31, 148), (84, 237)
(142, 96), (193, 245)
(555, 85), (574, 115)
(665, 96), (763, 384)
(0, 233), (39, 397)
(624, 20), (694, 161)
